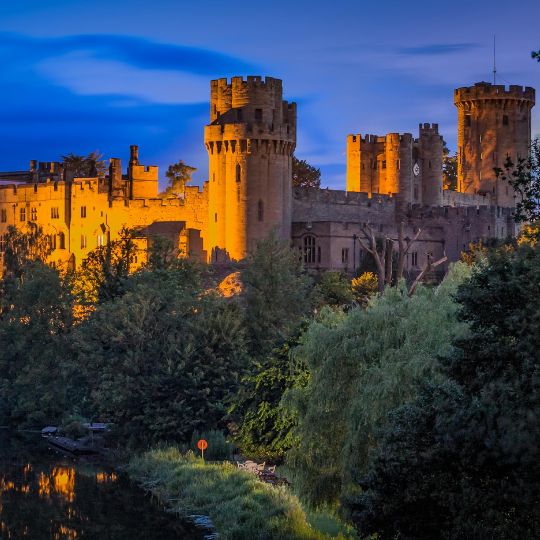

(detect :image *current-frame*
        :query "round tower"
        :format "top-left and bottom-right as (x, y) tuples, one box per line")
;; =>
(205, 76), (296, 262)
(454, 82), (535, 206)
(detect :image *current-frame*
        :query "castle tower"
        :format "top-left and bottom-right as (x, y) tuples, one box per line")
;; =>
(418, 123), (443, 206)
(454, 82), (535, 206)
(128, 145), (159, 199)
(204, 76), (296, 261)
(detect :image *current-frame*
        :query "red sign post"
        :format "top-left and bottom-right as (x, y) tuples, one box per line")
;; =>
(197, 439), (208, 460)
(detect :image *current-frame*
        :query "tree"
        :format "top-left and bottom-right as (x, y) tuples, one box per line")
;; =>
(533, 50), (540, 61)
(283, 263), (470, 505)
(161, 160), (196, 198)
(0, 261), (73, 426)
(314, 271), (354, 307)
(351, 272), (378, 306)
(495, 138), (540, 222)
(74, 267), (248, 447)
(443, 147), (458, 190)
(62, 151), (106, 178)
(241, 233), (313, 358)
(1, 224), (51, 279)
(74, 227), (137, 306)
(292, 156), (321, 189)
(350, 242), (540, 539)
(230, 335), (307, 462)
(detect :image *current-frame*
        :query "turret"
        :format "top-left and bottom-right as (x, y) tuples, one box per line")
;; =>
(419, 123), (443, 206)
(205, 76), (296, 261)
(128, 145), (158, 199)
(454, 82), (535, 206)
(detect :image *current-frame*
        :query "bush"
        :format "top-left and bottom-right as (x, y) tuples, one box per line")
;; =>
(128, 447), (351, 540)
(190, 430), (233, 461)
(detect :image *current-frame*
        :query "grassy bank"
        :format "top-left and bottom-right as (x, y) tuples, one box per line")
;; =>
(127, 447), (353, 540)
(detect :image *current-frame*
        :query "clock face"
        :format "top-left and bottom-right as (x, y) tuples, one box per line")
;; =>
(413, 162), (420, 177)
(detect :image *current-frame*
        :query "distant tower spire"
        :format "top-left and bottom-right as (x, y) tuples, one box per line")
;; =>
(493, 35), (497, 84)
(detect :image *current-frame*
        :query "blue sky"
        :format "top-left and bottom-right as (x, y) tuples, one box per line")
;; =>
(0, 0), (539, 189)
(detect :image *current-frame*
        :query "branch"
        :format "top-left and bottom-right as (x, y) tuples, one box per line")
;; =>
(408, 252), (447, 297)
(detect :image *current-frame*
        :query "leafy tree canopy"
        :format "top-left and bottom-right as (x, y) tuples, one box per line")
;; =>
(161, 160), (196, 198)
(73, 267), (248, 447)
(62, 151), (106, 178)
(241, 233), (313, 358)
(350, 241), (540, 539)
(292, 156), (321, 189)
(283, 263), (471, 505)
(443, 144), (458, 191)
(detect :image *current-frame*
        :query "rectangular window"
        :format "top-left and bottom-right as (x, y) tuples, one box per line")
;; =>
(465, 115), (471, 127)
(19, 207), (26, 222)
(255, 108), (263, 121)
(51, 207), (59, 219)
(1, 209), (6, 223)
(0, 234), (6, 253)
(81, 235), (87, 249)
(382, 160), (386, 169)
(341, 247), (349, 264)
(31, 207), (37, 221)
(503, 115), (509, 126)
(412, 251), (418, 267)
(49, 234), (57, 250)
(97, 235), (104, 247)
(80, 206), (87, 218)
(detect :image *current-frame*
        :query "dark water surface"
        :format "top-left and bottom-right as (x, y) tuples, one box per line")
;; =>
(0, 433), (202, 539)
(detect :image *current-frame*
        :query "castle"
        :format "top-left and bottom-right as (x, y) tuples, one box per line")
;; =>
(0, 76), (535, 277)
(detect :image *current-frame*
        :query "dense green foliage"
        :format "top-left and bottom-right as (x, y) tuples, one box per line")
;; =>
(0, 227), (72, 426)
(242, 234), (313, 357)
(128, 447), (351, 540)
(74, 267), (248, 446)
(315, 272), (354, 308)
(231, 336), (308, 461)
(349, 241), (540, 539)
(0, 261), (73, 426)
(232, 236), (313, 459)
(283, 264), (471, 505)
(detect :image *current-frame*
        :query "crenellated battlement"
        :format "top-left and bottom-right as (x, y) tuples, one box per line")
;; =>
(408, 203), (514, 220)
(419, 123), (441, 137)
(454, 82), (535, 105)
(294, 187), (395, 207)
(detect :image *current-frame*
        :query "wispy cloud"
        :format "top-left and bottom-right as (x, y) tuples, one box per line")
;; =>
(0, 32), (257, 75)
(398, 43), (480, 56)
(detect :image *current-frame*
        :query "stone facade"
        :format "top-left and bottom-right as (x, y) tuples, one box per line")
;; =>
(0, 147), (208, 269)
(0, 77), (535, 276)
(455, 82), (535, 206)
(346, 124), (444, 210)
(205, 76), (296, 261)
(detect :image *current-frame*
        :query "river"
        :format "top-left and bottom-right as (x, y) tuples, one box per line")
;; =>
(0, 433), (203, 539)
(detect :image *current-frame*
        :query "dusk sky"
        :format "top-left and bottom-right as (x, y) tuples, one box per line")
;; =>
(1, 0), (539, 189)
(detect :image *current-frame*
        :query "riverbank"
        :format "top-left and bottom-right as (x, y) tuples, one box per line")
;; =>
(127, 447), (355, 540)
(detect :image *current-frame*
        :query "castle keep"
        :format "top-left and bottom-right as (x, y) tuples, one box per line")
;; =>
(0, 77), (536, 276)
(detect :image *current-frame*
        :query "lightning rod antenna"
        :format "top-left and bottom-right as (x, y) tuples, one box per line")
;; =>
(493, 35), (497, 84)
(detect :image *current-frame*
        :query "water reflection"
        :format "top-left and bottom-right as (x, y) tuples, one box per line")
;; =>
(0, 434), (202, 539)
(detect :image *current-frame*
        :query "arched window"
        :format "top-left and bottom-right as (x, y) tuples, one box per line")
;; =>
(58, 232), (65, 250)
(258, 200), (264, 222)
(303, 235), (316, 264)
(236, 164), (241, 183)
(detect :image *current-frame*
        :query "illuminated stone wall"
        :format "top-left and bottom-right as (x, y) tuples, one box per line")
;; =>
(205, 76), (296, 262)
(455, 82), (535, 206)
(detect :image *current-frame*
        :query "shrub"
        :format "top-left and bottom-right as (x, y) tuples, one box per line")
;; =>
(190, 430), (233, 461)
